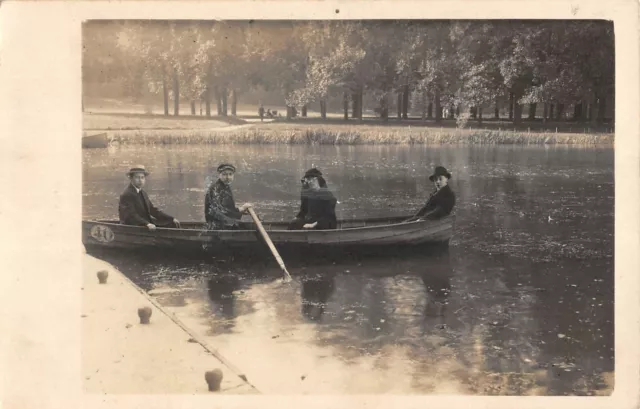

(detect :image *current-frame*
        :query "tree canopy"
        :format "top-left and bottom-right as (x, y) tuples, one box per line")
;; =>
(82, 19), (614, 123)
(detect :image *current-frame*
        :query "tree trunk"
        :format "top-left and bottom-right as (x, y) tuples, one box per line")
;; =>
(421, 93), (428, 120)
(230, 89), (237, 116)
(205, 88), (211, 117)
(190, 100), (196, 115)
(470, 106), (477, 119)
(494, 97), (500, 119)
(214, 88), (221, 115)
(427, 102), (433, 119)
(587, 102), (594, 123)
(434, 88), (442, 123)
(162, 72), (169, 116)
(301, 105), (307, 117)
(286, 106), (293, 120)
(358, 88), (364, 120)
(402, 84), (409, 119)
(543, 103), (548, 122)
(596, 95), (606, 124)
(556, 103), (565, 120)
(528, 103), (536, 120)
(573, 103), (581, 121)
(380, 93), (389, 121)
(351, 93), (358, 118)
(221, 88), (228, 116)
(343, 92), (349, 120)
(455, 105), (460, 118)
(173, 66), (179, 116)
(448, 104), (455, 119)
(514, 103), (522, 123)
(508, 92), (514, 120)
(320, 100), (327, 119)
(397, 92), (402, 119)
(478, 107), (483, 123)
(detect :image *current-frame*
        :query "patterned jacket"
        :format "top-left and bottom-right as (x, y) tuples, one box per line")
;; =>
(205, 179), (243, 229)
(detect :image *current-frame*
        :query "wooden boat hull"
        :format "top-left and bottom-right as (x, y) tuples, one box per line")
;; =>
(82, 132), (109, 149)
(82, 215), (454, 256)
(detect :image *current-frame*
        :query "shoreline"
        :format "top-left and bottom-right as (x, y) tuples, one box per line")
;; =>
(82, 253), (258, 394)
(82, 112), (614, 146)
(85, 126), (614, 146)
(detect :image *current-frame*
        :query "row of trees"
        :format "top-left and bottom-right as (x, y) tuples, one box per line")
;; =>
(82, 20), (614, 124)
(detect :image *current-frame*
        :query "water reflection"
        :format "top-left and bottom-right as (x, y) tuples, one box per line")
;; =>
(83, 144), (614, 395)
(207, 275), (240, 329)
(419, 253), (453, 323)
(301, 273), (336, 322)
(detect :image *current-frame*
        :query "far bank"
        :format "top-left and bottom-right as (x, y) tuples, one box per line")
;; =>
(83, 113), (614, 146)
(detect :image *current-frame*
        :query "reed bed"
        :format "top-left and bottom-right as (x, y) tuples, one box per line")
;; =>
(105, 124), (614, 146)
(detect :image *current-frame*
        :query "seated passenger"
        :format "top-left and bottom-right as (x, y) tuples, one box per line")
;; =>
(205, 163), (252, 230)
(118, 165), (180, 230)
(288, 168), (338, 230)
(408, 166), (456, 221)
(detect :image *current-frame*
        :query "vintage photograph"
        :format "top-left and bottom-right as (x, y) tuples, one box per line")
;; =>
(81, 19), (614, 395)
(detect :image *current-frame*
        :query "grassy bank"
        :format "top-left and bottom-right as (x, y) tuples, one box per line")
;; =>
(104, 123), (613, 146)
(84, 113), (614, 145)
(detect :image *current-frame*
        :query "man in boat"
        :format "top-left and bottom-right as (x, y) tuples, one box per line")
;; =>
(288, 168), (338, 230)
(118, 165), (180, 230)
(205, 163), (253, 230)
(407, 166), (456, 221)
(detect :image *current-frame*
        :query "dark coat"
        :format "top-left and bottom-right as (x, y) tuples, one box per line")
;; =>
(205, 179), (243, 229)
(415, 184), (456, 220)
(118, 184), (174, 226)
(290, 187), (338, 230)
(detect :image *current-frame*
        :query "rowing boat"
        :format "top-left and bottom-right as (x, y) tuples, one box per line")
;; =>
(82, 214), (454, 256)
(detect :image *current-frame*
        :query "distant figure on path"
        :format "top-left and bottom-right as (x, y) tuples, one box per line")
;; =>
(258, 105), (265, 121)
(288, 168), (338, 230)
(118, 166), (180, 230)
(205, 164), (253, 230)
(407, 166), (456, 221)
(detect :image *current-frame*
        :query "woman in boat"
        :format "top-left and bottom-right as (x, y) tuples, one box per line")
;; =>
(205, 163), (252, 230)
(288, 168), (338, 230)
(408, 166), (456, 221)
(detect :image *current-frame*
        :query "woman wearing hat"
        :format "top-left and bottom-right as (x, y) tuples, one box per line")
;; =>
(118, 165), (180, 230)
(408, 166), (456, 221)
(288, 168), (338, 230)
(205, 163), (253, 230)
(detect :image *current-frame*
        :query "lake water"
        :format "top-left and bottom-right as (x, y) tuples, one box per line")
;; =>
(83, 144), (614, 395)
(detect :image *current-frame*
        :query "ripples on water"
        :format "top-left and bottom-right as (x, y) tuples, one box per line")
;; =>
(83, 144), (613, 395)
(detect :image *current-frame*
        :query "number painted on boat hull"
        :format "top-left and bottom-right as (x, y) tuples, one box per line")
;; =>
(90, 225), (115, 243)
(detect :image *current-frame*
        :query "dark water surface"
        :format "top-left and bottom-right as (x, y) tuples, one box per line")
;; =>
(83, 144), (614, 395)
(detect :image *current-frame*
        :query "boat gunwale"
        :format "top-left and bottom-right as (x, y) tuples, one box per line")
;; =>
(82, 215), (454, 235)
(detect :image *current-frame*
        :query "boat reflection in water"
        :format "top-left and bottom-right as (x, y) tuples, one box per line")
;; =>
(419, 251), (453, 325)
(207, 274), (240, 321)
(300, 273), (337, 322)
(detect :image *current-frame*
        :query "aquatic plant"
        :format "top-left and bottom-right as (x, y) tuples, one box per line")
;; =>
(105, 125), (613, 146)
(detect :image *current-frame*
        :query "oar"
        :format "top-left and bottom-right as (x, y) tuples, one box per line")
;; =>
(246, 206), (293, 282)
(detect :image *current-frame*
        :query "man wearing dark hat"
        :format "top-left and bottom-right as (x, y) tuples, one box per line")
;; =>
(409, 166), (456, 221)
(118, 165), (180, 230)
(288, 168), (338, 230)
(205, 163), (253, 230)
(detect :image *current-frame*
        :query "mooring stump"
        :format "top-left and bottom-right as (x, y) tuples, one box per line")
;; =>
(204, 369), (223, 391)
(137, 306), (152, 324)
(97, 270), (109, 284)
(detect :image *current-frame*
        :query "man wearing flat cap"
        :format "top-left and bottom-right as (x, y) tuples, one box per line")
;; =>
(205, 163), (253, 230)
(118, 166), (180, 230)
(409, 165), (456, 221)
